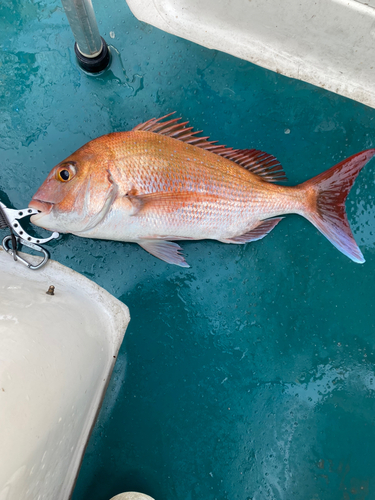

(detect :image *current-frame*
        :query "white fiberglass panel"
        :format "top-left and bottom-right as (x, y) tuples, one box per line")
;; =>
(0, 250), (130, 500)
(126, 0), (375, 108)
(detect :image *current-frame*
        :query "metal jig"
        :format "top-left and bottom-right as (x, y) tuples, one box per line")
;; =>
(0, 201), (59, 270)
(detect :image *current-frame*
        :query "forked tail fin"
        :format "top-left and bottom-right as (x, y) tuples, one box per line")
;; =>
(300, 149), (375, 263)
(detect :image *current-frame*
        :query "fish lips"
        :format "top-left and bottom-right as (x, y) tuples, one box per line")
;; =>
(29, 199), (54, 223)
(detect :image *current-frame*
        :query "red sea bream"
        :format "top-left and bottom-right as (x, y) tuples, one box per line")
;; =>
(29, 114), (375, 267)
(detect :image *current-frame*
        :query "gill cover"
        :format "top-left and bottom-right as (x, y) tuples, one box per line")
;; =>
(73, 169), (118, 234)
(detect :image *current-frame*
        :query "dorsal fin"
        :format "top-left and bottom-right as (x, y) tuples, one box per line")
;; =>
(133, 113), (287, 183)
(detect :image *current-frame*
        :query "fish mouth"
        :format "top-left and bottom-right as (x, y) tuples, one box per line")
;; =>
(29, 199), (53, 221)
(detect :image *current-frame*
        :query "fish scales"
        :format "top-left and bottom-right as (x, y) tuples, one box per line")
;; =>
(111, 132), (290, 215)
(112, 132), (257, 196)
(102, 132), (290, 241)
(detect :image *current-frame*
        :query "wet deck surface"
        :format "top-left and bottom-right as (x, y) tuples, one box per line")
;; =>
(1, 1), (375, 499)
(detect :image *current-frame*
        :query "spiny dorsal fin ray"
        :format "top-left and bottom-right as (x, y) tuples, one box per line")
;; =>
(133, 113), (287, 183)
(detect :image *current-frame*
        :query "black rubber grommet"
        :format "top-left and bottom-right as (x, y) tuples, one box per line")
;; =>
(74, 37), (110, 73)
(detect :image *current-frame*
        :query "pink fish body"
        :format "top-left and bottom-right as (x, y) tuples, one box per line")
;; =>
(29, 114), (375, 267)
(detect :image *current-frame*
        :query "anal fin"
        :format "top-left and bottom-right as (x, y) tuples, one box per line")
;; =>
(221, 217), (283, 244)
(138, 240), (190, 267)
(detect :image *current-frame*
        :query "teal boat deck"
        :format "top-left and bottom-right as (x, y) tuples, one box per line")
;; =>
(1, 1), (375, 498)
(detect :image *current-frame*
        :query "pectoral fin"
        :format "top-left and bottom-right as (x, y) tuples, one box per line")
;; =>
(126, 192), (216, 216)
(138, 239), (190, 267)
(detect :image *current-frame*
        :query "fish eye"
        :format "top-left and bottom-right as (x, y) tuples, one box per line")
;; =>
(59, 169), (70, 181)
(56, 163), (76, 182)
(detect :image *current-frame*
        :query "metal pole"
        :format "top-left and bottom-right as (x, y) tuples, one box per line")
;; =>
(61, 0), (110, 72)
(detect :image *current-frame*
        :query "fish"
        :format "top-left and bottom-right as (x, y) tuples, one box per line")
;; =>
(29, 113), (375, 267)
